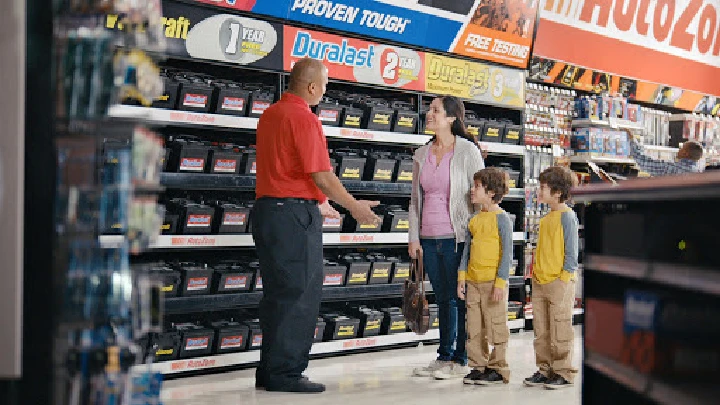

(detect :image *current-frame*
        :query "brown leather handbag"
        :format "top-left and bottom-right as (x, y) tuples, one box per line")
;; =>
(402, 251), (430, 335)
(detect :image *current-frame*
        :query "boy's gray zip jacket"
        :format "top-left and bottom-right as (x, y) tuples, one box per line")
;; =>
(408, 136), (485, 245)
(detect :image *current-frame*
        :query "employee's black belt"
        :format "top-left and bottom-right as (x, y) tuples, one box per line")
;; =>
(259, 197), (319, 205)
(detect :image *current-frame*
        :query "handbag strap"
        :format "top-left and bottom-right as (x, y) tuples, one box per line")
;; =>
(413, 250), (425, 295)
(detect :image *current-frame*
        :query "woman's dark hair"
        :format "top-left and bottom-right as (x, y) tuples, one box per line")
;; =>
(429, 96), (479, 147)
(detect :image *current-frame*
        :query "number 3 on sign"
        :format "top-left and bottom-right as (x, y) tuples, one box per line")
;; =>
(225, 22), (241, 55)
(381, 49), (400, 85)
(491, 71), (505, 101)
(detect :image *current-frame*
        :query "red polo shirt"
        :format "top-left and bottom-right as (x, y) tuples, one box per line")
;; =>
(255, 93), (332, 201)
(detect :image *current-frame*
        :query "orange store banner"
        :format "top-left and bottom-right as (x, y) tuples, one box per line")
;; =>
(452, 0), (540, 68)
(534, 0), (720, 97)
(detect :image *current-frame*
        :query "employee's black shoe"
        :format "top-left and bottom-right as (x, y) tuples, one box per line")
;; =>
(256, 375), (309, 389)
(523, 371), (549, 387)
(463, 369), (484, 385)
(265, 379), (326, 393)
(476, 369), (506, 385)
(544, 375), (573, 390)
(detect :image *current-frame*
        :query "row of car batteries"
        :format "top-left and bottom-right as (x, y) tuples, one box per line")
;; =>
(149, 70), (276, 117)
(420, 101), (524, 145)
(140, 305), (439, 362)
(314, 90), (419, 133)
(322, 252), (412, 287)
(331, 148), (413, 183)
(162, 200), (408, 235)
(164, 136), (256, 175)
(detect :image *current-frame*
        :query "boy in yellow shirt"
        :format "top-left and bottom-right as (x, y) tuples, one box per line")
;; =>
(524, 166), (579, 390)
(457, 168), (514, 385)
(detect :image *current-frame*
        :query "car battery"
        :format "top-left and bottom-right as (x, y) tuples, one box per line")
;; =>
(149, 331), (181, 362)
(212, 202), (250, 234)
(322, 213), (345, 233)
(334, 149), (366, 180)
(147, 263), (181, 298)
(152, 74), (181, 109)
(380, 205), (409, 232)
(342, 207), (384, 233)
(175, 262), (213, 296)
(358, 98), (394, 131)
(243, 320), (263, 350)
(508, 301), (523, 321)
(209, 144), (242, 174)
(322, 260), (347, 287)
(214, 81), (250, 116)
(494, 163), (521, 189)
(391, 101), (418, 133)
(245, 84), (275, 117)
(503, 124), (523, 145)
(176, 323), (215, 358)
(315, 97), (344, 126)
(429, 304), (439, 329)
(242, 147), (257, 175)
(394, 154), (414, 183)
(212, 262), (254, 293)
(161, 148), (171, 172)
(211, 320), (249, 353)
(177, 76), (217, 113)
(314, 318), (326, 343)
(323, 314), (360, 341)
(364, 151), (397, 182)
(340, 103), (365, 128)
(354, 308), (384, 337)
(390, 260), (411, 284)
(381, 308), (407, 334)
(249, 261), (263, 291)
(329, 156), (338, 174)
(161, 213), (179, 235)
(168, 137), (210, 173)
(368, 254), (392, 284)
(482, 121), (507, 143)
(170, 200), (214, 235)
(464, 111), (485, 140)
(340, 254), (371, 285)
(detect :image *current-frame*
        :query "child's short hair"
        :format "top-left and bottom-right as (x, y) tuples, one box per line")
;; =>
(539, 166), (577, 202)
(474, 168), (509, 203)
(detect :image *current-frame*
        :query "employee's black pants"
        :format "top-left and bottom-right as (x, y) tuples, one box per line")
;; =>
(252, 198), (323, 386)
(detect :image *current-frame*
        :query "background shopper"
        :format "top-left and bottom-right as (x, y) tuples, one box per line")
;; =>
(626, 130), (705, 175)
(253, 58), (379, 393)
(409, 96), (485, 380)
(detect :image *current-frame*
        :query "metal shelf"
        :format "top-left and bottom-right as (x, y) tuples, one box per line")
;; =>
(108, 106), (526, 156)
(525, 308), (584, 320)
(569, 155), (636, 165)
(585, 351), (718, 405)
(585, 255), (720, 297)
(165, 283), (428, 314)
(506, 188), (525, 200)
(131, 330), (440, 375)
(572, 118), (645, 131)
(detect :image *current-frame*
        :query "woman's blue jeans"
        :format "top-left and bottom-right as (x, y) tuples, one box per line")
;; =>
(420, 238), (467, 365)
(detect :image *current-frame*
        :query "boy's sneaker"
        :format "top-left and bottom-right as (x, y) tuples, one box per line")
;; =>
(463, 369), (484, 385)
(544, 374), (573, 390)
(476, 369), (505, 385)
(523, 371), (549, 387)
(413, 360), (450, 377)
(433, 363), (470, 380)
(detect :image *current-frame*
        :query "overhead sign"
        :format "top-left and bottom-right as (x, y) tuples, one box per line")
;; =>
(197, 0), (539, 69)
(534, 0), (720, 97)
(157, 1), (284, 70)
(284, 26), (425, 91)
(425, 54), (525, 108)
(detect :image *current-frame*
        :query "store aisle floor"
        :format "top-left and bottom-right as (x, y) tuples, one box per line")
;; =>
(162, 327), (582, 405)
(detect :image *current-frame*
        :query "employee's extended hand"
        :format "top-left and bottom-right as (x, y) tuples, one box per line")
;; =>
(491, 286), (503, 302)
(350, 200), (380, 225)
(457, 282), (466, 301)
(319, 200), (341, 219)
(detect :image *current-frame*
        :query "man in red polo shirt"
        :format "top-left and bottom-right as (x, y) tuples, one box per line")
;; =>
(253, 58), (379, 393)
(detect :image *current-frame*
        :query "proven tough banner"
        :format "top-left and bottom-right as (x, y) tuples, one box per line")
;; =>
(534, 0), (720, 97)
(195, 0), (539, 69)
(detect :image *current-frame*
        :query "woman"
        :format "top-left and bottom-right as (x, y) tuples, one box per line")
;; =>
(409, 96), (485, 380)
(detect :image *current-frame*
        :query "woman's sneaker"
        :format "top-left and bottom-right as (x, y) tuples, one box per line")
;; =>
(524, 371), (549, 387)
(463, 369), (484, 385)
(433, 363), (470, 380)
(413, 360), (450, 377)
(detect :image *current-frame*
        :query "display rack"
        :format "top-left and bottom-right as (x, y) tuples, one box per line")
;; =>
(576, 173), (720, 405)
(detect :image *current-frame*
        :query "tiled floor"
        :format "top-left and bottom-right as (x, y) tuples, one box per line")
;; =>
(162, 327), (582, 405)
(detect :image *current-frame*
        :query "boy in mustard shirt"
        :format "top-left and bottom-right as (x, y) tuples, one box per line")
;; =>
(524, 166), (579, 390)
(457, 168), (514, 385)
